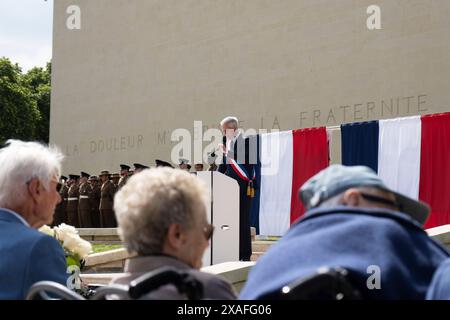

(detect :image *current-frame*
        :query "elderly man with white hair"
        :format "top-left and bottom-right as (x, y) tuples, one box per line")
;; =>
(111, 167), (236, 299)
(217, 116), (254, 261)
(0, 140), (68, 299)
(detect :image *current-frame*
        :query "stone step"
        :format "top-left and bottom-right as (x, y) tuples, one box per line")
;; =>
(250, 252), (265, 261)
(252, 240), (275, 253)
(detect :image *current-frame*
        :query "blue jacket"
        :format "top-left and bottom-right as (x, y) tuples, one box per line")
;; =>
(240, 206), (449, 299)
(0, 209), (68, 299)
(426, 258), (450, 299)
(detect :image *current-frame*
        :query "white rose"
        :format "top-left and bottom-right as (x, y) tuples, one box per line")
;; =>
(73, 239), (92, 258)
(62, 232), (92, 259)
(54, 223), (78, 242)
(62, 232), (80, 254)
(38, 225), (55, 237)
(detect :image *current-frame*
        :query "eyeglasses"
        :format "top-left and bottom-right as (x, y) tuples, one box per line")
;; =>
(203, 224), (215, 241)
(360, 193), (402, 211)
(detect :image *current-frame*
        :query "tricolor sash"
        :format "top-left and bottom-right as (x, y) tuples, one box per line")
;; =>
(228, 158), (256, 198)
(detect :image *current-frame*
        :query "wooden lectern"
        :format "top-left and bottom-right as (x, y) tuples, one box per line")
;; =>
(196, 171), (240, 266)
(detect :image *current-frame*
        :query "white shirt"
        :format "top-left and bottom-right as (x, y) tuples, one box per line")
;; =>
(226, 131), (242, 153)
(0, 207), (30, 227)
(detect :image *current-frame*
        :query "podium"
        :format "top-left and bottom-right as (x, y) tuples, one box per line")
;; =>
(197, 171), (240, 266)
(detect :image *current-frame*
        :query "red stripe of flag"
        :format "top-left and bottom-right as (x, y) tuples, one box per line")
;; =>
(420, 113), (450, 229)
(290, 127), (329, 224)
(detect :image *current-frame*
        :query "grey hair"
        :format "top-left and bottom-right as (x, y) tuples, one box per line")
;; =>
(0, 140), (64, 208)
(114, 167), (207, 256)
(220, 116), (239, 129)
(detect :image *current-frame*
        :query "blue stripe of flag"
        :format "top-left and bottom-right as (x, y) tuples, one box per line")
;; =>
(341, 120), (379, 173)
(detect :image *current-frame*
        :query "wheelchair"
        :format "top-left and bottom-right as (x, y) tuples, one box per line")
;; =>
(258, 267), (363, 300)
(26, 266), (204, 300)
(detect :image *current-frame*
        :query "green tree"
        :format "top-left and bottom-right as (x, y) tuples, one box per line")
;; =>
(23, 61), (52, 142)
(0, 57), (41, 145)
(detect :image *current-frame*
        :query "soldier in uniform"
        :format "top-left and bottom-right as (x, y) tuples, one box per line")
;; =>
(99, 170), (116, 228)
(118, 164), (130, 189)
(78, 171), (93, 228)
(59, 176), (70, 224)
(111, 173), (121, 227)
(111, 173), (120, 188)
(89, 175), (101, 228)
(66, 174), (80, 227)
(53, 175), (67, 226)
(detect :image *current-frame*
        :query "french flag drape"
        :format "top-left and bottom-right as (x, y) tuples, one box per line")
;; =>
(341, 120), (379, 173)
(341, 113), (450, 228)
(420, 113), (450, 228)
(251, 127), (329, 236)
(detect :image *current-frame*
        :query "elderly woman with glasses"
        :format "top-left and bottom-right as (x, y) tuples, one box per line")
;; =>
(111, 167), (236, 300)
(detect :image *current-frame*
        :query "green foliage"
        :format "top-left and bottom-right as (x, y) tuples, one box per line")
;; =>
(0, 57), (51, 145)
(92, 244), (124, 253)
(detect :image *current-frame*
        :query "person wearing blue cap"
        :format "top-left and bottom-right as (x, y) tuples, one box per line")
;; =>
(240, 165), (449, 300)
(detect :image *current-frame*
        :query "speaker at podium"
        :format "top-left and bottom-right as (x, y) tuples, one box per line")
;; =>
(196, 171), (240, 266)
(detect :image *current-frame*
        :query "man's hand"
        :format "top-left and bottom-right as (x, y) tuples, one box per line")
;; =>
(219, 143), (226, 154)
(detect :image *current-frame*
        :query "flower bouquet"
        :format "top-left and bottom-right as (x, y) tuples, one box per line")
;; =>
(39, 224), (93, 296)
(39, 223), (92, 268)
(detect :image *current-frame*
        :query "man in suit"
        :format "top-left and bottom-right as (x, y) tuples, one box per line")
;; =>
(78, 172), (93, 228)
(218, 116), (255, 261)
(99, 170), (116, 228)
(0, 140), (68, 299)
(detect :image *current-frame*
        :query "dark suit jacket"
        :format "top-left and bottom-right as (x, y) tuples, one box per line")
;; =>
(0, 209), (68, 299)
(218, 133), (256, 178)
(111, 255), (237, 300)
